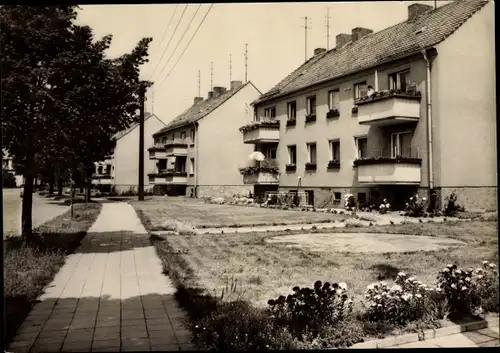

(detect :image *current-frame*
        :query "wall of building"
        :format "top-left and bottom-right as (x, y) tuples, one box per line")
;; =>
(432, 1), (496, 210)
(114, 116), (166, 193)
(255, 55), (431, 207)
(196, 83), (260, 197)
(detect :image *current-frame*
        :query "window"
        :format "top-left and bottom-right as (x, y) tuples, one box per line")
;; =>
(288, 145), (297, 165)
(354, 81), (367, 99)
(180, 132), (186, 140)
(355, 136), (368, 159)
(267, 148), (277, 160)
(307, 143), (317, 164)
(190, 158), (195, 174)
(264, 107), (276, 119)
(389, 70), (410, 91)
(190, 128), (195, 141)
(158, 160), (167, 171)
(329, 140), (340, 160)
(161, 137), (166, 144)
(106, 165), (111, 175)
(306, 96), (316, 115)
(287, 101), (297, 120)
(328, 89), (340, 110)
(334, 192), (341, 200)
(253, 109), (258, 122)
(391, 131), (412, 157)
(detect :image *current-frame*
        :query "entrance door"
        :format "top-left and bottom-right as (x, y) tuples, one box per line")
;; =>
(306, 190), (314, 206)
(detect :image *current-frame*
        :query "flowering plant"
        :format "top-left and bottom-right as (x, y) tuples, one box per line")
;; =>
(437, 261), (498, 316)
(268, 280), (353, 337)
(404, 194), (427, 217)
(378, 198), (391, 214)
(364, 272), (431, 325)
(344, 194), (356, 211)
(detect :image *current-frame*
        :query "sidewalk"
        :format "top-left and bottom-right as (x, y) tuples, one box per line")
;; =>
(8, 202), (193, 352)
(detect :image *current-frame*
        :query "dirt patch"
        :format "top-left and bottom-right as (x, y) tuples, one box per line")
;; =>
(265, 233), (466, 253)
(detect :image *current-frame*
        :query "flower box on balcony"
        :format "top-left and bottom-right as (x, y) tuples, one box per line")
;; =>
(238, 166), (280, 176)
(285, 164), (297, 172)
(148, 146), (166, 152)
(354, 89), (422, 106)
(353, 156), (422, 167)
(305, 114), (316, 123)
(305, 162), (317, 171)
(327, 160), (341, 169)
(151, 171), (188, 177)
(164, 143), (188, 148)
(351, 106), (358, 114)
(326, 109), (340, 119)
(239, 120), (280, 133)
(286, 119), (297, 127)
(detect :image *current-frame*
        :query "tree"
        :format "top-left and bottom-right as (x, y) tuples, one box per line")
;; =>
(1, 6), (152, 241)
(2, 170), (17, 188)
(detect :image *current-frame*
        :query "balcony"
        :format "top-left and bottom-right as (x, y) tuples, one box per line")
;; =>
(239, 160), (279, 185)
(91, 174), (113, 185)
(148, 145), (167, 159)
(239, 120), (280, 144)
(354, 156), (422, 185)
(148, 171), (188, 185)
(355, 90), (422, 126)
(165, 142), (188, 156)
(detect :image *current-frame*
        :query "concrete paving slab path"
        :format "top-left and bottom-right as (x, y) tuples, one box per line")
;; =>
(8, 202), (194, 352)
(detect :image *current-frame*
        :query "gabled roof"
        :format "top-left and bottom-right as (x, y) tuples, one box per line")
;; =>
(253, 0), (488, 105)
(112, 113), (165, 141)
(153, 81), (260, 137)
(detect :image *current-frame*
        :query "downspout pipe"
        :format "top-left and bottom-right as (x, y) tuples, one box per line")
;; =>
(421, 49), (434, 194)
(192, 121), (198, 198)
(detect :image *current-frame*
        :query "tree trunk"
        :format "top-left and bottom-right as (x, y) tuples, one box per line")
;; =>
(33, 176), (38, 191)
(57, 174), (63, 196)
(49, 178), (54, 195)
(22, 175), (34, 242)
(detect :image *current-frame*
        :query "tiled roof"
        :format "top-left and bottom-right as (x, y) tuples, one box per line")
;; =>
(153, 82), (258, 136)
(112, 113), (157, 141)
(253, 0), (488, 105)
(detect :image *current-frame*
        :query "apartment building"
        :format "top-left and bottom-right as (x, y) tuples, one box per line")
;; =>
(249, 1), (496, 210)
(149, 80), (261, 197)
(91, 113), (166, 193)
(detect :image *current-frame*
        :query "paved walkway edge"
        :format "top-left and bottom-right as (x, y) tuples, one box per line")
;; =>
(351, 314), (499, 349)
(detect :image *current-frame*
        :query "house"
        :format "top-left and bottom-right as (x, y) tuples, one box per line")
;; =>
(91, 113), (166, 193)
(2, 149), (23, 187)
(249, 1), (496, 210)
(149, 80), (262, 197)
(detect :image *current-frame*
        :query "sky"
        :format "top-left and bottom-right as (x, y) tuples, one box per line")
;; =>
(76, 1), (450, 124)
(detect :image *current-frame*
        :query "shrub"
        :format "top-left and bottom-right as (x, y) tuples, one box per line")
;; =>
(378, 199), (391, 214)
(404, 194), (427, 217)
(443, 193), (465, 217)
(363, 273), (433, 326)
(3, 170), (17, 188)
(267, 281), (354, 338)
(345, 219), (364, 228)
(344, 194), (356, 211)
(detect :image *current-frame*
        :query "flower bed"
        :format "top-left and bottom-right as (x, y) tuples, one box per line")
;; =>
(239, 120), (280, 133)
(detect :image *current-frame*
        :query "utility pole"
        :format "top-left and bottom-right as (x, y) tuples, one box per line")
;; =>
(326, 7), (331, 50)
(434, 1), (437, 9)
(244, 43), (248, 82)
(198, 70), (201, 97)
(229, 54), (232, 84)
(138, 84), (146, 201)
(210, 62), (213, 90)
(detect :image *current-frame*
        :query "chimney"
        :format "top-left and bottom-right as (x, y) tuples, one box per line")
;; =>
(351, 27), (373, 42)
(208, 91), (213, 99)
(212, 86), (227, 98)
(314, 48), (327, 56)
(408, 3), (433, 21)
(230, 80), (243, 90)
(193, 97), (203, 105)
(336, 33), (352, 48)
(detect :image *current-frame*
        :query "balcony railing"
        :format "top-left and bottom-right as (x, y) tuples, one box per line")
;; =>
(148, 170), (187, 185)
(165, 141), (188, 156)
(355, 89), (422, 126)
(239, 159), (279, 185)
(148, 145), (167, 159)
(354, 147), (421, 185)
(239, 120), (280, 144)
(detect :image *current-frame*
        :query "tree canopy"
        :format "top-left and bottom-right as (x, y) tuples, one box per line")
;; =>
(0, 5), (152, 239)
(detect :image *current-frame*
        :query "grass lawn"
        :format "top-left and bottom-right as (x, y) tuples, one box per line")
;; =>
(132, 198), (345, 230)
(154, 220), (498, 309)
(3, 203), (102, 344)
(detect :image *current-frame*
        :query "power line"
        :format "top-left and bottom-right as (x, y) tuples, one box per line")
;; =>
(157, 4), (214, 89)
(148, 4), (178, 78)
(155, 4), (202, 83)
(149, 4), (188, 80)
